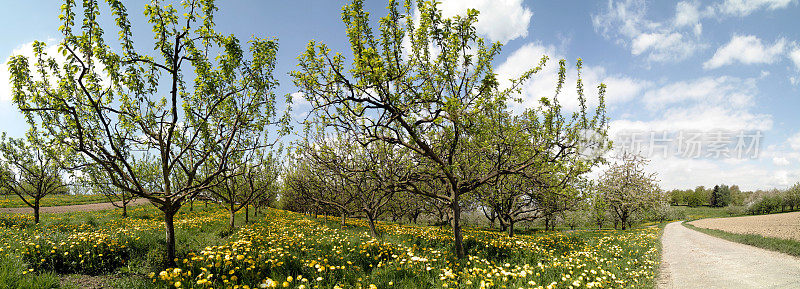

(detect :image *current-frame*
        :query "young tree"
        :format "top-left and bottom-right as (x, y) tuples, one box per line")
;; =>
(598, 153), (664, 230)
(9, 0), (289, 266)
(0, 134), (71, 223)
(207, 150), (280, 229)
(292, 0), (607, 258)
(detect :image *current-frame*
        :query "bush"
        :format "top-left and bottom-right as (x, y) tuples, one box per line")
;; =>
(747, 196), (781, 215)
(725, 206), (746, 216)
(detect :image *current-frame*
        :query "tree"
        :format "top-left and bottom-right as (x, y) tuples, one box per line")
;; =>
(0, 133), (71, 223)
(598, 153), (664, 230)
(9, 0), (289, 266)
(687, 186), (706, 207)
(710, 184), (731, 208)
(207, 149), (280, 230)
(82, 162), (147, 218)
(292, 0), (608, 258)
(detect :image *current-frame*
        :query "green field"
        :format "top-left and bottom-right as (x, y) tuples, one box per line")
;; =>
(670, 205), (744, 220)
(0, 194), (110, 208)
(0, 204), (662, 289)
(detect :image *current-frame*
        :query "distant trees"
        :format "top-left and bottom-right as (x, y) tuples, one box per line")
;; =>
(0, 133), (71, 223)
(598, 153), (665, 230)
(207, 150), (280, 230)
(746, 184), (800, 215)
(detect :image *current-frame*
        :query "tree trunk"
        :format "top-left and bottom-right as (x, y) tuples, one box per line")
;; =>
(245, 205), (249, 224)
(229, 209), (236, 229)
(122, 202), (128, 218)
(189, 199), (194, 212)
(366, 213), (378, 237)
(164, 209), (177, 268)
(507, 221), (515, 237)
(450, 197), (465, 259)
(34, 205), (40, 224)
(340, 210), (347, 228)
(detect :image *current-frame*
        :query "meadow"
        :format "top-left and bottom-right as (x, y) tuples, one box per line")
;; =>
(0, 203), (662, 289)
(0, 194), (110, 208)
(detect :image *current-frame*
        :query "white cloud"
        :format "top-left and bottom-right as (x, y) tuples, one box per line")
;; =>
(773, 157), (790, 166)
(495, 43), (649, 112)
(674, 1), (701, 27)
(592, 0), (705, 62)
(790, 47), (800, 69)
(703, 35), (787, 69)
(643, 76), (756, 110)
(656, 156), (799, 190)
(611, 106), (772, 132)
(789, 132), (800, 151)
(613, 75), (771, 132)
(714, 0), (796, 16)
(438, 0), (532, 44)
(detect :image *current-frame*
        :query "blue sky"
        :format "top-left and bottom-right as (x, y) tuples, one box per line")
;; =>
(1, 0), (799, 191)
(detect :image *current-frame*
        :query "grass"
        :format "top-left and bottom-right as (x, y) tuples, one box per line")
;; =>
(0, 194), (110, 208)
(683, 222), (800, 258)
(670, 205), (744, 220)
(0, 203), (664, 288)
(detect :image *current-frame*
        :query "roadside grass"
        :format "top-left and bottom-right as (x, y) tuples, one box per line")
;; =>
(0, 204), (663, 288)
(0, 194), (110, 208)
(683, 222), (800, 258)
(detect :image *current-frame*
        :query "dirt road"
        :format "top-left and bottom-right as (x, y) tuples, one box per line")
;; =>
(0, 198), (151, 214)
(658, 221), (800, 289)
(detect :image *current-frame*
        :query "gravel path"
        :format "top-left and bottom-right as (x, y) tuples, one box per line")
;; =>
(0, 198), (151, 214)
(658, 221), (800, 289)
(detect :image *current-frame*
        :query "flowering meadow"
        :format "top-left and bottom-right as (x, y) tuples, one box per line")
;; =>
(0, 204), (661, 289)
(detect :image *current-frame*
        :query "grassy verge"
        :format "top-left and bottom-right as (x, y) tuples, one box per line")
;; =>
(683, 222), (800, 257)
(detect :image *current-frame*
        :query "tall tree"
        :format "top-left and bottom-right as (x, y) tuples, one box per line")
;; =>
(0, 133), (71, 223)
(8, 0), (289, 266)
(292, 0), (607, 258)
(598, 153), (664, 230)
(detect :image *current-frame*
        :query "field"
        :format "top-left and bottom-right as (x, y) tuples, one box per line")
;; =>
(0, 204), (662, 289)
(669, 205), (743, 220)
(689, 211), (800, 241)
(0, 195), (110, 208)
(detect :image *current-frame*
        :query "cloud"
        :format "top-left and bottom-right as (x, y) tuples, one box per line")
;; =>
(650, 156), (797, 190)
(789, 131), (800, 151)
(438, 0), (532, 44)
(790, 47), (800, 69)
(773, 157), (790, 166)
(495, 43), (649, 112)
(674, 1), (701, 28)
(1, 39), (72, 103)
(703, 35), (787, 69)
(592, 0), (705, 62)
(643, 76), (756, 110)
(614, 75), (771, 132)
(713, 0), (796, 16)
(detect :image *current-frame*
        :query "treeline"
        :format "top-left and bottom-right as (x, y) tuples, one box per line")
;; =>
(668, 183), (800, 215)
(744, 184), (800, 215)
(668, 184), (746, 207)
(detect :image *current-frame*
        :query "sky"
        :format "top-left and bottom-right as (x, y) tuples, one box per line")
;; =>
(1, 0), (799, 191)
